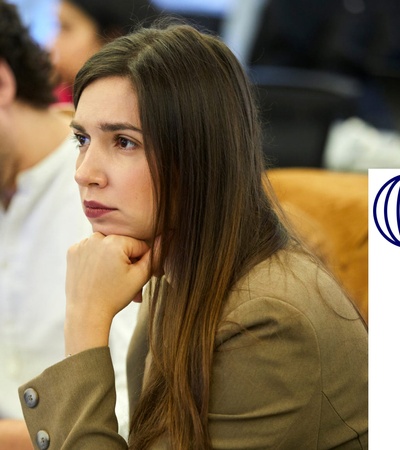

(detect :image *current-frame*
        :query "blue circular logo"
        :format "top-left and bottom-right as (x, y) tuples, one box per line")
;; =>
(373, 175), (400, 247)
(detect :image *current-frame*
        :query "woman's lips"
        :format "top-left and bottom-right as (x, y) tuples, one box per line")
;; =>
(83, 200), (117, 219)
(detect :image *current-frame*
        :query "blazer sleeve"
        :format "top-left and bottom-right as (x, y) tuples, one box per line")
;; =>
(209, 296), (322, 450)
(18, 346), (128, 450)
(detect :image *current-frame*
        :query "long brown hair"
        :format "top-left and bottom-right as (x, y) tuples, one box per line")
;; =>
(74, 22), (289, 449)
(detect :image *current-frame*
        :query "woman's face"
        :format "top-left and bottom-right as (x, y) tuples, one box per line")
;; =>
(50, 0), (103, 85)
(72, 76), (156, 242)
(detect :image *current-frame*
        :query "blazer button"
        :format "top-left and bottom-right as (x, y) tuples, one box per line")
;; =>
(23, 388), (39, 408)
(36, 430), (50, 450)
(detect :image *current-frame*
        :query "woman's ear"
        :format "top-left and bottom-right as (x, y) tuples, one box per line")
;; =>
(0, 59), (17, 107)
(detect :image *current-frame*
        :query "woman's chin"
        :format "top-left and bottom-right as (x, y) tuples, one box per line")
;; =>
(91, 224), (150, 241)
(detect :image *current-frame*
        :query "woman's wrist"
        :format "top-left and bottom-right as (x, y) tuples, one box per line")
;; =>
(64, 308), (112, 356)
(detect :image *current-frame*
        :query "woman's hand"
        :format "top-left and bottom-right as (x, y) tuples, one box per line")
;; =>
(65, 232), (152, 356)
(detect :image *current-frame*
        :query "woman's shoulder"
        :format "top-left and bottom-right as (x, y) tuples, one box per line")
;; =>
(218, 248), (362, 340)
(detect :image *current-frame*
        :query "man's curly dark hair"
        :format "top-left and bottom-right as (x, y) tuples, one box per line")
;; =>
(0, 0), (56, 108)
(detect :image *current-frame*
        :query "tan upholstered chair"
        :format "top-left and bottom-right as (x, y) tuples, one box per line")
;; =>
(267, 168), (368, 322)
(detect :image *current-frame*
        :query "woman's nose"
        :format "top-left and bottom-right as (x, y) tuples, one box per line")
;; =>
(75, 150), (107, 188)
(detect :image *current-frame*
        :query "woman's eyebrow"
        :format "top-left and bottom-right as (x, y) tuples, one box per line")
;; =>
(99, 122), (142, 133)
(70, 120), (85, 132)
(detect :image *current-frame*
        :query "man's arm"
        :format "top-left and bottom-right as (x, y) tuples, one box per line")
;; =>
(0, 419), (34, 450)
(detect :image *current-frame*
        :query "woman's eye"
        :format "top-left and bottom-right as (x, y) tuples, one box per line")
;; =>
(74, 133), (89, 147)
(116, 137), (137, 150)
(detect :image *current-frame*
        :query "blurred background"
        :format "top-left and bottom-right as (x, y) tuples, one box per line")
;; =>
(9, 0), (400, 171)
(1, 0), (372, 351)
(8, 0), (233, 48)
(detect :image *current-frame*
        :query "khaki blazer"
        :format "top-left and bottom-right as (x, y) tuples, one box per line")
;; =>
(19, 250), (368, 449)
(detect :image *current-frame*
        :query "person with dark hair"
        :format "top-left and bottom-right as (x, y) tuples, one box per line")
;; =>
(51, 0), (161, 103)
(0, 1), (137, 448)
(19, 22), (367, 449)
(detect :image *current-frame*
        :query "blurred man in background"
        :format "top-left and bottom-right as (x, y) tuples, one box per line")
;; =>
(0, 1), (137, 447)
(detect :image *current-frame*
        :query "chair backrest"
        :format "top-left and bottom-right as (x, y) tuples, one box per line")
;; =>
(249, 65), (362, 168)
(267, 167), (368, 322)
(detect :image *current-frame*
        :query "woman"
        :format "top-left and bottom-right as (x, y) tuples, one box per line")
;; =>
(50, 0), (160, 102)
(19, 22), (368, 449)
